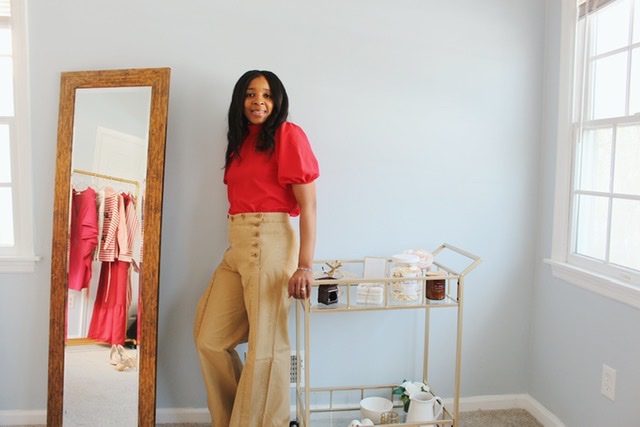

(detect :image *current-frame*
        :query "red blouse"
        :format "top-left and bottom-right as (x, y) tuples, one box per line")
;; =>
(224, 122), (319, 216)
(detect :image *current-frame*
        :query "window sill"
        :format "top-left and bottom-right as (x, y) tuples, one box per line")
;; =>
(544, 258), (640, 310)
(0, 256), (42, 273)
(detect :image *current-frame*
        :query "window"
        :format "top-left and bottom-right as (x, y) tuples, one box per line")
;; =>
(0, 0), (37, 272)
(549, 0), (640, 308)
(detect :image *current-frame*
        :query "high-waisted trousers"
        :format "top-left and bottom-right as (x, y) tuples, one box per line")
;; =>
(194, 213), (297, 427)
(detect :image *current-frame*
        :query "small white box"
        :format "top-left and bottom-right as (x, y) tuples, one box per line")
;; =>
(356, 283), (384, 305)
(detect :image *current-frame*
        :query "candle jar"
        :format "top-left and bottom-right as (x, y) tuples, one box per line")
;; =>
(425, 271), (446, 300)
(380, 411), (400, 424)
(390, 254), (421, 302)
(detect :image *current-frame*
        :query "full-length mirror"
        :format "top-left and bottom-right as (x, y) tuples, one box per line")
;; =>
(47, 68), (170, 426)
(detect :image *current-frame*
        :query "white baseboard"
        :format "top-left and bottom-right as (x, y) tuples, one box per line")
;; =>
(519, 395), (566, 427)
(0, 409), (46, 425)
(0, 394), (565, 426)
(156, 407), (211, 424)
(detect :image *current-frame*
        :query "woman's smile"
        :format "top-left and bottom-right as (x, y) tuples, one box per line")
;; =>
(244, 75), (273, 124)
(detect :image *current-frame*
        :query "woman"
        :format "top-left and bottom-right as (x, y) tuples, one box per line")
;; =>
(194, 70), (319, 427)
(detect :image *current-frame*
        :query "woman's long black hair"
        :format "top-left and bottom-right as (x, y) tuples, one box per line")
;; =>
(225, 70), (289, 169)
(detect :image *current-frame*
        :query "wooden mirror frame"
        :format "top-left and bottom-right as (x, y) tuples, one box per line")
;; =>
(47, 68), (170, 426)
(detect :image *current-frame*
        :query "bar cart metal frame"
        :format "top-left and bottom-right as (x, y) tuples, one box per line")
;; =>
(292, 243), (481, 427)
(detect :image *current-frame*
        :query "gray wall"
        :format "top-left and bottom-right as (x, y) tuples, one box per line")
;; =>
(531, 1), (640, 426)
(3, 0), (635, 424)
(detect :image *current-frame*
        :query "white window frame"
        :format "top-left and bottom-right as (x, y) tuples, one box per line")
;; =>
(0, 0), (38, 272)
(547, 0), (640, 309)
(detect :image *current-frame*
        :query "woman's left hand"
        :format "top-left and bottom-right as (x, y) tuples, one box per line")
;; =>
(288, 268), (313, 299)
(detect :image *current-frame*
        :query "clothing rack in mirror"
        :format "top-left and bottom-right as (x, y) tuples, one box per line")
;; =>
(73, 168), (140, 201)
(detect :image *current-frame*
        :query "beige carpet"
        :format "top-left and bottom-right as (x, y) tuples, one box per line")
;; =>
(458, 408), (542, 426)
(63, 344), (139, 426)
(156, 408), (542, 426)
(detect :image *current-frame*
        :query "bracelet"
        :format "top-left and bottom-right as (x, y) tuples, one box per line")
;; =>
(297, 267), (313, 273)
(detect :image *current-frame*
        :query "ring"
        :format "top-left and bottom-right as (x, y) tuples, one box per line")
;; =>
(301, 286), (306, 291)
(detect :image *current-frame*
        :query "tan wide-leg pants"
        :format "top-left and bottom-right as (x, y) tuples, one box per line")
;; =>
(194, 213), (297, 427)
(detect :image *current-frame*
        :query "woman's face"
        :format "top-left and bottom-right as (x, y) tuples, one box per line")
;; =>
(243, 75), (273, 125)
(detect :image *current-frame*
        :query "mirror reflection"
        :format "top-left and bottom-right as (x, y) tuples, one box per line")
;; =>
(64, 87), (151, 424)
(48, 67), (170, 427)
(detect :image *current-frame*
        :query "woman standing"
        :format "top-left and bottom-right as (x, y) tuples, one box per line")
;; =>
(194, 70), (319, 427)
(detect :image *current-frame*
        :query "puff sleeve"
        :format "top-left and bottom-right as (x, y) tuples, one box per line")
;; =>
(275, 122), (320, 185)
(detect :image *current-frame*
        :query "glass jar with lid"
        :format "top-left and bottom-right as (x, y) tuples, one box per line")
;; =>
(390, 253), (422, 302)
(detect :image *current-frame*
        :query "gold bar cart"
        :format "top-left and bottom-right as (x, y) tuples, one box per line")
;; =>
(292, 243), (481, 427)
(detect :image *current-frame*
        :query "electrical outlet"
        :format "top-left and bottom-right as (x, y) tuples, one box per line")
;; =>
(68, 294), (75, 309)
(601, 364), (616, 401)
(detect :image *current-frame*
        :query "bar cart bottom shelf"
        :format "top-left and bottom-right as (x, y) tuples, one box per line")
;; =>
(291, 410), (452, 427)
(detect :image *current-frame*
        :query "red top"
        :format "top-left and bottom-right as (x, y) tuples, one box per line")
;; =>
(224, 122), (319, 216)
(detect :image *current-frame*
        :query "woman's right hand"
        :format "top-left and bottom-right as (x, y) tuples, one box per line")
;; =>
(288, 268), (313, 299)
